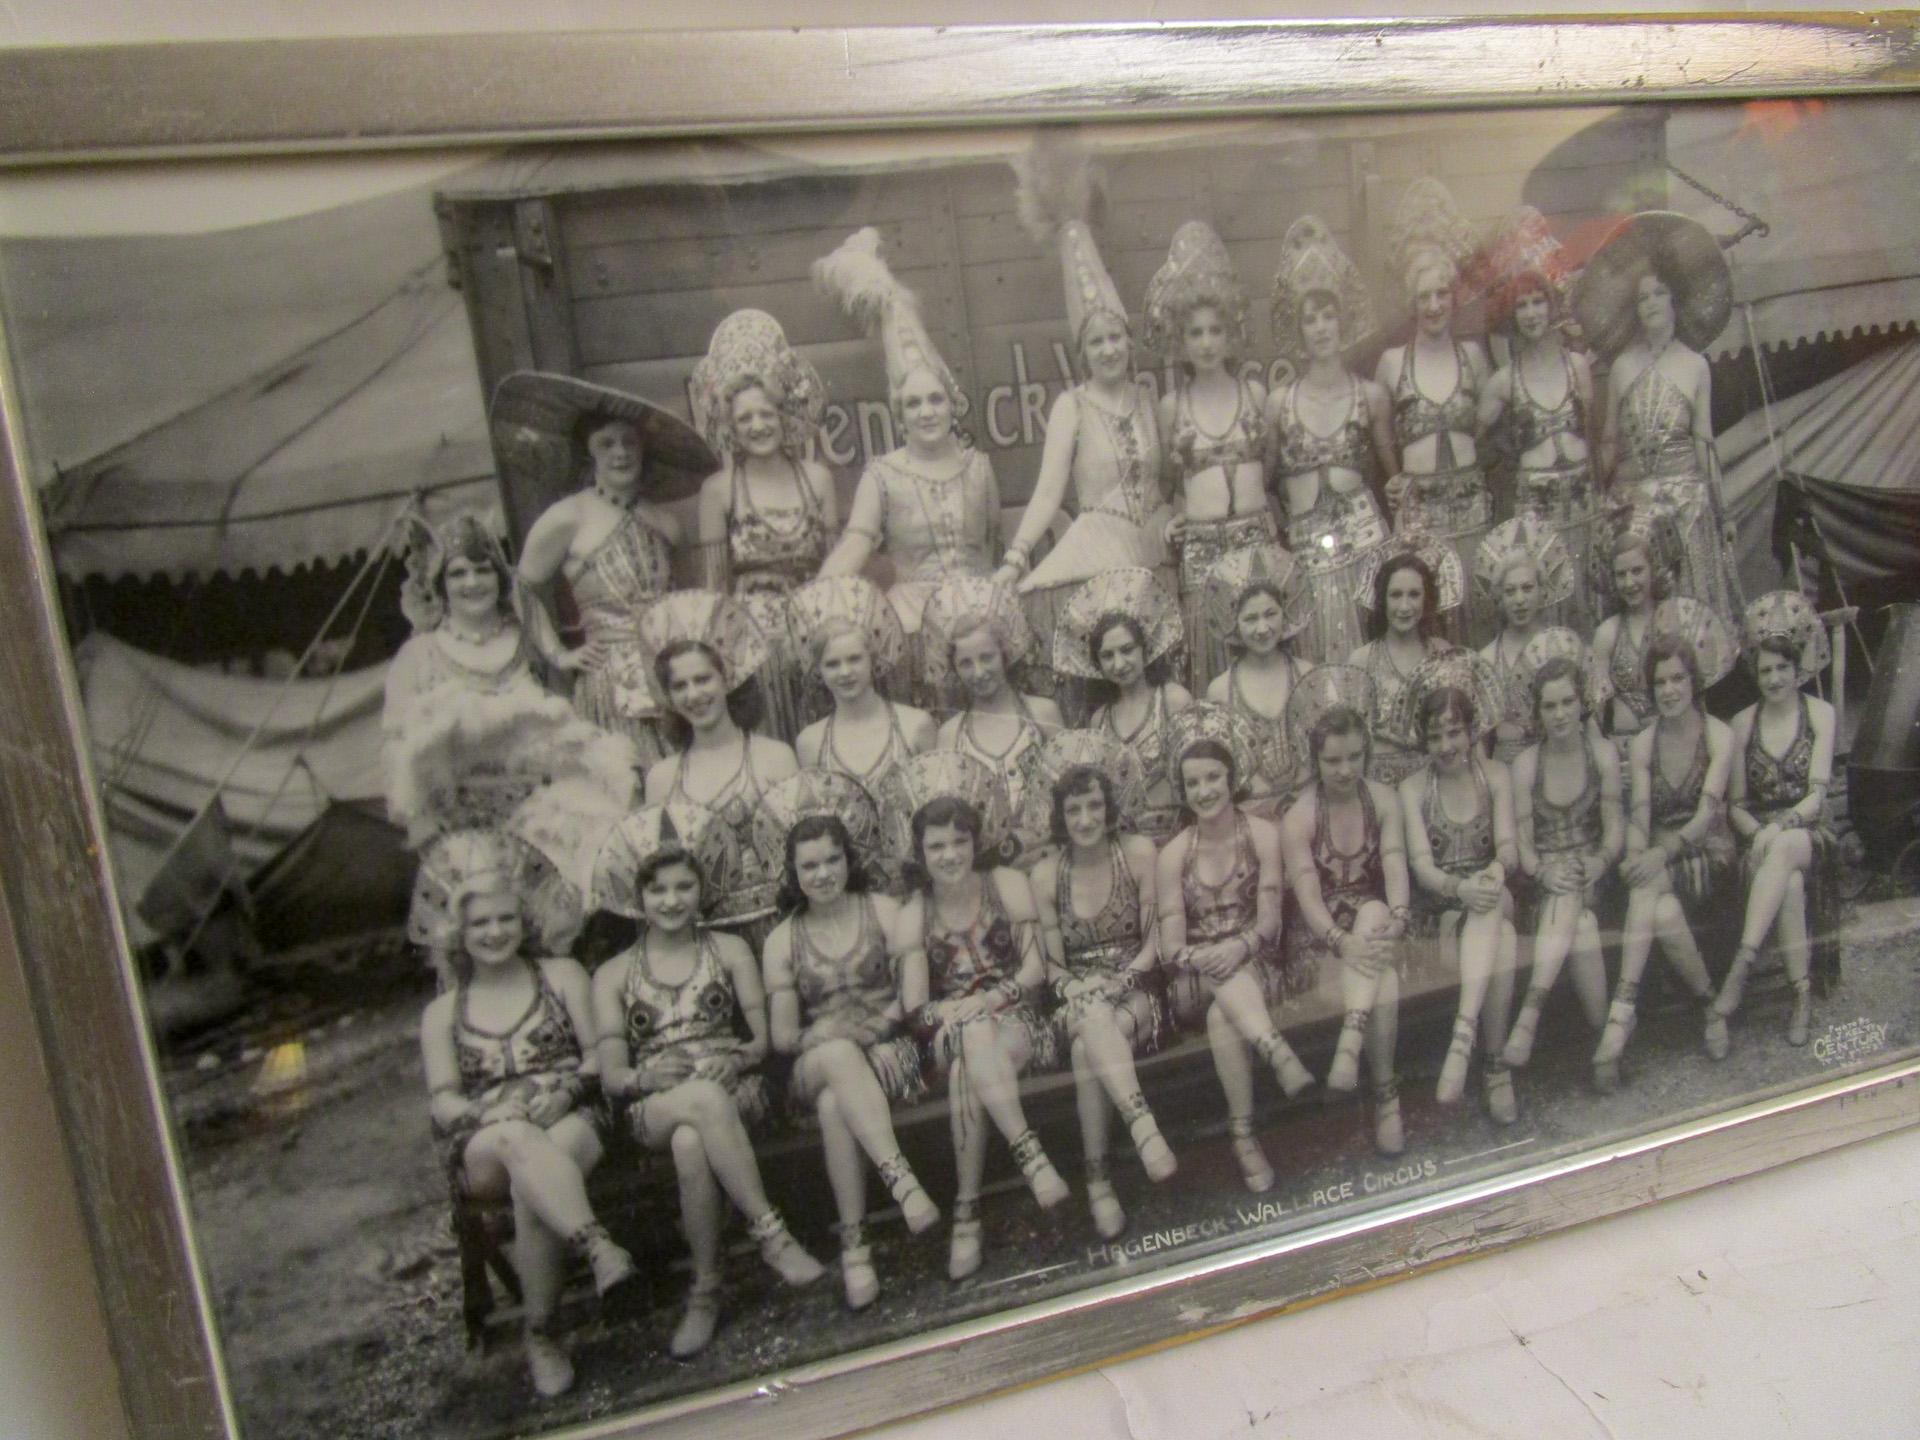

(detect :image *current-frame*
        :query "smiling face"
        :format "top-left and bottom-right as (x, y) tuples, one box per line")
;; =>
(666, 647), (727, 730)
(1060, 776), (1111, 851)
(1315, 727), (1368, 795)
(1094, 619), (1146, 690)
(1636, 272), (1676, 337)
(952, 624), (1008, 704)
(1755, 644), (1799, 702)
(1179, 753), (1234, 820)
(791, 832), (849, 908)
(1081, 312), (1132, 384)
(1300, 291), (1343, 362)
(1236, 587), (1285, 656)
(585, 418), (643, 489)
(1537, 674), (1584, 740)
(1412, 262), (1455, 339)
(919, 820), (976, 888)
(1512, 284), (1553, 343)
(460, 888), (524, 969)
(1182, 303), (1228, 375)
(728, 383), (783, 458)
(1611, 543), (1653, 611)
(1651, 653), (1696, 719)
(817, 627), (874, 704)
(1498, 559), (1541, 631)
(896, 366), (953, 447)
(1385, 565), (1428, 637)
(640, 858), (702, 933)
(1425, 707), (1474, 771)
(441, 553), (503, 624)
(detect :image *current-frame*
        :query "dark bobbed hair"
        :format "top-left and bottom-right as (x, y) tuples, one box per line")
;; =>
(633, 846), (706, 915)
(903, 796), (995, 893)
(1308, 703), (1372, 776)
(1530, 655), (1587, 726)
(432, 527), (516, 622)
(1606, 530), (1672, 612)
(654, 638), (765, 749)
(1173, 737), (1244, 812)
(1750, 632), (1803, 678)
(571, 407), (643, 461)
(1049, 765), (1122, 846)
(1643, 632), (1704, 707)
(777, 813), (872, 915)
(1366, 552), (1440, 641)
(1417, 684), (1477, 748)
(1088, 612), (1174, 696)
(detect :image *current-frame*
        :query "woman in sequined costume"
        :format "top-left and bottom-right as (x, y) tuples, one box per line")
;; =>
(1204, 547), (1318, 821)
(1349, 549), (1460, 786)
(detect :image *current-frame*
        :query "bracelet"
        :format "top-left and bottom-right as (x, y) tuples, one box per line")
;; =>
(1115, 968), (1144, 994)
(1324, 922), (1350, 951)
(1001, 548), (1031, 576)
(1388, 905), (1412, 928)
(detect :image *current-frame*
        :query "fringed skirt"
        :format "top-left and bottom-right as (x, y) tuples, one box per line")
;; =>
(1396, 463), (1494, 646)
(1287, 483), (1390, 666)
(735, 587), (810, 746)
(573, 660), (672, 771)
(1515, 457), (1600, 635)
(787, 1019), (928, 1111)
(1178, 512), (1279, 695)
(927, 1005), (1059, 1075)
(628, 1060), (772, 1147)
(1619, 470), (1743, 634)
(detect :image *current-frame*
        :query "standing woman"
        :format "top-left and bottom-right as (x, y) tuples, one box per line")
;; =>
(754, 773), (939, 1311)
(419, 846), (633, 1398)
(1576, 212), (1742, 631)
(1030, 732), (1176, 1239)
(814, 228), (1004, 701)
(791, 575), (937, 807)
(1715, 592), (1840, 1054)
(1504, 656), (1623, 1069)
(1349, 540), (1464, 786)
(888, 753), (1067, 1280)
(1143, 220), (1275, 692)
(1265, 216), (1397, 665)
(590, 804), (824, 1359)
(499, 373), (716, 771)
(1282, 669), (1414, 1156)
(690, 309), (835, 743)
(1003, 139), (1174, 701)
(1610, 632), (1736, 1087)
(1374, 179), (1494, 643)
(1397, 661), (1520, 1119)
(924, 576), (1065, 868)
(1158, 704), (1315, 1193)
(1473, 517), (1578, 764)
(1056, 568), (1193, 846)
(1589, 513), (1729, 745)
(639, 591), (798, 953)
(1203, 545), (1318, 820)
(1479, 208), (1601, 633)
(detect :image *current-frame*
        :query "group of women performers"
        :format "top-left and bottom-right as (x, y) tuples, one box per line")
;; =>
(390, 155), (1844, 1403)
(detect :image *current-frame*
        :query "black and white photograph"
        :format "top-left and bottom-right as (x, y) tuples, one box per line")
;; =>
(3, 83), (1919, 1440)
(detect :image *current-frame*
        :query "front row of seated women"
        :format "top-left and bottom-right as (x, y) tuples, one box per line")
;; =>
(421, 579), (1838, 1402)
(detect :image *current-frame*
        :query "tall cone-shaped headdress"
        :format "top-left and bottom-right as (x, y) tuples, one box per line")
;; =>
(813, 226), (968, 418)
(1012, 133), (1127, 350)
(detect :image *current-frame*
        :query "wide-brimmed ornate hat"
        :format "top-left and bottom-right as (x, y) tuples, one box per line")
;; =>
(1508, 626), (1587, 721)
(1054, 567), (1183, 681)
(1205, 543), (1315, 644)
(1571, 210), (1733, 359)
(395, 506), (515, 635)
(1270, 214), (1377, 364)
(883, 750), (1013, 869)
(750, 770), (884, 882)
(688, 308), (828, 458)
(408, 828), (583, 957)
(490, 371), (716, 506)
(1395, 650), (1506, 744)
(1480, 206), (1576, 332)
(1165, 702), (1261, 802)
(789, 574), (909, 680)
(920, 574), (1038, 694)
(1285, 664), (1378, 755)
(1354, 531), (1467, 615)
(1027, 728), (1149, 838)
(1388, 177), (1476, 292)
(591, 803), (737, 919)
(1141, 220), (1249, 364)
(636, 589), (772, 706)
(1590, 501), (1685, 609)
(1474, 514), (1576, 610)
(814, 226), (969, 418)
(1742, 589), (1831, 685)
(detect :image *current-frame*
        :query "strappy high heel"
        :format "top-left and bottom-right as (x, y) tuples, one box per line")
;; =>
(1256, 1030), (1317, 1100)
(1372, 1077), (1405, 1157)
(748, 1209), (825, 1287)
(1482, 1060), (1518, 1126)
(1227, 1115), (1274, 1193)
(1715, 944), (1758, 1019)
(668, 1280), (722, 1359)
(877, 1152), (940, 1234)
(1436, 1015), (1476, 1104)
(948, 1201), (983, 1281)
(1501, 986), (1549, 1068)
(1787, 977), (1813, 1047)
(570, 1220), (642, 1314)
(1120, 1092), (1177, 1182)
(837, 1221), (878, 1311)
(1326, 1009), (1369, 1094)
(1591, 982), (1638, 1094)
(1010, 1128), (1070, 1209)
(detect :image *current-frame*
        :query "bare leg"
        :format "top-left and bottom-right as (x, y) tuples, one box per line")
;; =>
(1069, 1035), (1111, 1173)
(1208, 1001), (1271, 1192)
(799, 1042), (914, 1174)
(1330, 901), (1397, 1090)
(1568, 910), (1607, 1029)
(1739, 830), (1815, 952)
(1781, 871), (1814, 1045)
(667, 1126), (724, 1358)
(464, 1120), (598, 1239)
(1481, 919), (1519, 1124)
(1440, 907), (1498, 1102)
(947, 1064), (990, 1279)
(1368, 965), (1403, 1155)
(512, 1194), (569, 1329)
(1651, 893), (1713, 999)
(1506, 891), (1578, 1066)
(643, 1081), (776, 1221)
(815, 1090), (867, 1231)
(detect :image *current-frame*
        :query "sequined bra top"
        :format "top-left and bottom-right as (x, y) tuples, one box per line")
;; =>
(1182, 810), (1261, 945)
(1510, 349), (1586, 454)
(1169, 376), (1268, 478)
(1533, 737), (1603, 855)
(667, 736), (777, 923)
(1393, 342), (1479, 457)
(728, 461), (829, 594)
(1096, 687), (1173, 793)
(1651, 723), (1711, 832)
(792, 897), (896, 1027)
(923, 877), (1022, 1000)
(453, 962), (585, 1095)
(1620, 360), (1697, 479)
(1746, 694), (1818, 817)
(620, 933), (736, 1061)
(1058, 840), (1142, 974)
(1312, 782), (1386, 927)
(1422, 763), (1494, 877)
(1274, 376), (1375, 479)
(570, 508), (674, 643)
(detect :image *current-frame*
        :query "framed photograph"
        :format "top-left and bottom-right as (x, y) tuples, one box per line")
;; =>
(2, 20), (1919, 1440)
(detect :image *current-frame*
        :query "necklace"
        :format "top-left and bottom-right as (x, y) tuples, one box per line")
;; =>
(444, 617), (506, 645)
(595, 478), (640, 511)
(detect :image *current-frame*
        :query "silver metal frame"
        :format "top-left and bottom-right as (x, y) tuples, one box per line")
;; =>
(0, 20), (1915, 1440)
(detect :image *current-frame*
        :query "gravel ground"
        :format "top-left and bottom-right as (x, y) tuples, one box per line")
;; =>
(175, 898), (1920, 1440)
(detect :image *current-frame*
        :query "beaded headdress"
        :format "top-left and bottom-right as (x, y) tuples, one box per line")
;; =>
(1395, 649), (1506, 745)
(883, 750), (1013, 868)
(1572, 210), (1734, 360)
(920, 574), (1039, 695)
(687, 308), (828, 459)
(1595, 597), (1738, 709)
(590, 802), (737, 920)
(1474, 514), (1576, 610)
(1742, 590), (1829, 685)
(1054, 567), (1183, 681)
(1285, 664), (1379, 757)
(1355, 530), (1467, 615)
(788, 574), (909, 681)
(396, 506), (515, 635)
(489, 370), (716, 506)
(1165, 702), (1262, 803)
(750, 770), (884, 881)
(1270, 215), (1376, 365)
(1388, 177), (1476, 295)
(814, 226), (969, 418)
(636, 589), (772, 705)
(1482, 206), (1574, 333)
(1028, 728), (1149, 838)
(1509, 626), (1587, 722)
(1205, 543), (1315, 644)
(1141, 220), (1249, 364)
(408, 828), (584, 958)
(1012, 134), (1128, 354)
(1590, 502), (1684, 609)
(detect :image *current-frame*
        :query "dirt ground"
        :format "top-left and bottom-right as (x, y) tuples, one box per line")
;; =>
(173, 894), (1920, 1440)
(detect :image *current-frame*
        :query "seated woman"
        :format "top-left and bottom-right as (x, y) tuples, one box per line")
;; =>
(1350, 543), (1463, 787)
(792, 575), (937, 804)
(639, 591), (799, 953)
(1282, 671), (1414, 1156)
(1159, 704), (1315, 1193)
(755, 773), (939, 1311)
(1399, 674), (1520, 1122)
(419, 853), (636, 1398)
(1474, 518), (1577, 766)
(1609, 633), (1734, 1086)
(590, 803), (823, 1360)
(1056, 568), (1193, 846)
(1714, 592), (1841, 1055)
(889, 752), (1068, 1280)
(1203, 546), (1317, 821)
(1030, 732), (1176, 1239)
(1505, 656), (1623, 1070)
(924, 576), (1064, 867)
